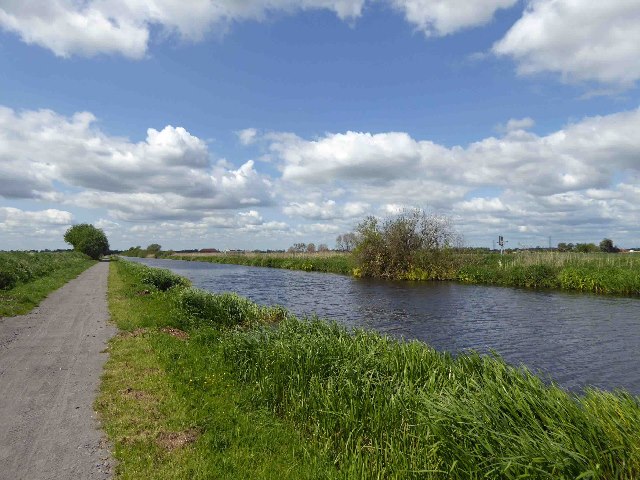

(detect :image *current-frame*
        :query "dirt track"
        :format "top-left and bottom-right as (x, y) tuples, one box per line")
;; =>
(0, 261), (115, 480)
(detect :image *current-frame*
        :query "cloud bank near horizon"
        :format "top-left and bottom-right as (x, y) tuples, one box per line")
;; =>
(2, 104), (639, 249)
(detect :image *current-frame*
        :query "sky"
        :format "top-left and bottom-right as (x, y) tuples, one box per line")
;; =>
(1, 0), (639, 251)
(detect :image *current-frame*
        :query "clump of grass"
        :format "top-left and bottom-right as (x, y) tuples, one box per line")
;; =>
(175, 287), (288, 329)
(223, 317), (640, 479)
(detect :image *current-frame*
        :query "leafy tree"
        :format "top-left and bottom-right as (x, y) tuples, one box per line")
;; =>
(599, 238), (619, 253)
(575, 243), (598, 253)
(147, 243), (162, 254)
(63, 224), (109, 260)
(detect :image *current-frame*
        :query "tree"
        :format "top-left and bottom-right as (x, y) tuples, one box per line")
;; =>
(317, 243), (329, 252)
(353, 209), (459, 278)
(306, 243), (316, 254)
(287, 243), (306, 254)
(147, 243), (161, 254)
(575, 243), (598, 253)
(64, 224), (109, 260)
(599, 238), (619, 253)
(336, 232), (357, 252)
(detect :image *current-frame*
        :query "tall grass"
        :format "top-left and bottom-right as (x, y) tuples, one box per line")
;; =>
(0, 251), (91, 290)
(172, 252), (354, 275)
(456, 252), (640, 295)
(224, 318), (640, 479)
(117, 260), (640, 479)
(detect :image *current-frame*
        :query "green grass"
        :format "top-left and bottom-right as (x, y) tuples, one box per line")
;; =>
(455, 252), (640, 295)
(98, 259), (339, 479)
(103, 260), (640, 479)
(171, 252), (355, 275)
(0, 251), (95, 316)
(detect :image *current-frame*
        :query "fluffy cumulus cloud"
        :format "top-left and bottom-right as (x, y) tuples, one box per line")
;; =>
(493, 0), (640, 86)
(283, 200), (369, 220)
(260, 107), (640, 245)
(269, 108), (640, 196)
(0, 0), (366, 58)
(0, 106), (274, 222)
(0, 0), (524, 58)
(390, 0), (517, 36)
(0, 207), (74, 242)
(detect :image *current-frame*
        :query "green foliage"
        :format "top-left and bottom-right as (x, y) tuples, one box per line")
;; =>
(176, 288), (287, 329)
(224, 317), (640, 479)
(575, 242), (599, 253)
(353, 210), (459, 278)
(101, 260), (339, 479)
(63, 223), (109, 259)
(599, 238), (619, 253)
(113, 260), (640, 478)
(172, 253), (355, 275)
(0, 251), (90, 290)
(0, 251), (94, 316)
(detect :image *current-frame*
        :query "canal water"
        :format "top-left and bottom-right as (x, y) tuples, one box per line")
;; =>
(130, 258), (640, 394)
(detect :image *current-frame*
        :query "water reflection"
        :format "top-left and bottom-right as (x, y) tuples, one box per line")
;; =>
(129, 258), (640, 394)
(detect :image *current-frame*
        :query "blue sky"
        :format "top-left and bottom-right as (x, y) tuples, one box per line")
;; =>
(1, 0), (639, 251)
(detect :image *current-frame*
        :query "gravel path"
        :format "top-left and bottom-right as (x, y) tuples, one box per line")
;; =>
(0, 261), (116, 480)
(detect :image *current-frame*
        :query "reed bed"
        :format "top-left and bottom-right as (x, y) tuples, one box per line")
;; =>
(118, 260), (640, 479)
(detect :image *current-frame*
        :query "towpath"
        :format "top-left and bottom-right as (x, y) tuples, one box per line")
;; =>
(0, 261), (115, 479)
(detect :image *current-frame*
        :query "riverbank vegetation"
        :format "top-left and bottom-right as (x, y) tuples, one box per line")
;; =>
(166, 207), (640, 296)
(0, 251), (95, 316)
(101, 260), (640, 478)
(171, 251), (355, 275)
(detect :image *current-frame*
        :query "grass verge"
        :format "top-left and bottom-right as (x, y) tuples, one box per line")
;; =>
(0, 257), (96, 317)
(97, 259), (339, 479)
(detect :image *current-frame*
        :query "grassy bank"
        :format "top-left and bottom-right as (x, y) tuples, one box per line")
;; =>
(172, 251), (640, 296)
(102, 260), (640, 478)
(0, 251), (95, 316)
(98, 260), (339, 479)
(171, 252), (354, 275)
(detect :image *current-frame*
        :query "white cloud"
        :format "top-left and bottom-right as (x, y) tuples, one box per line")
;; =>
(283, 200), (369, 220)
(499, 117), (535, 132)
(0, 0), (366, 58)
(0, 106), (274, 221)
(269, 108), (640, 200)
(390, 0), (517, 36)
(0, 207), (73, 243)
(493, 0), (640, 87)
(237, 128), (259, 146)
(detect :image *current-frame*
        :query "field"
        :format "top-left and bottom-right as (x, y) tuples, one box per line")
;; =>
(0, 251), (96, 316)
(101, 259), (640, 479)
